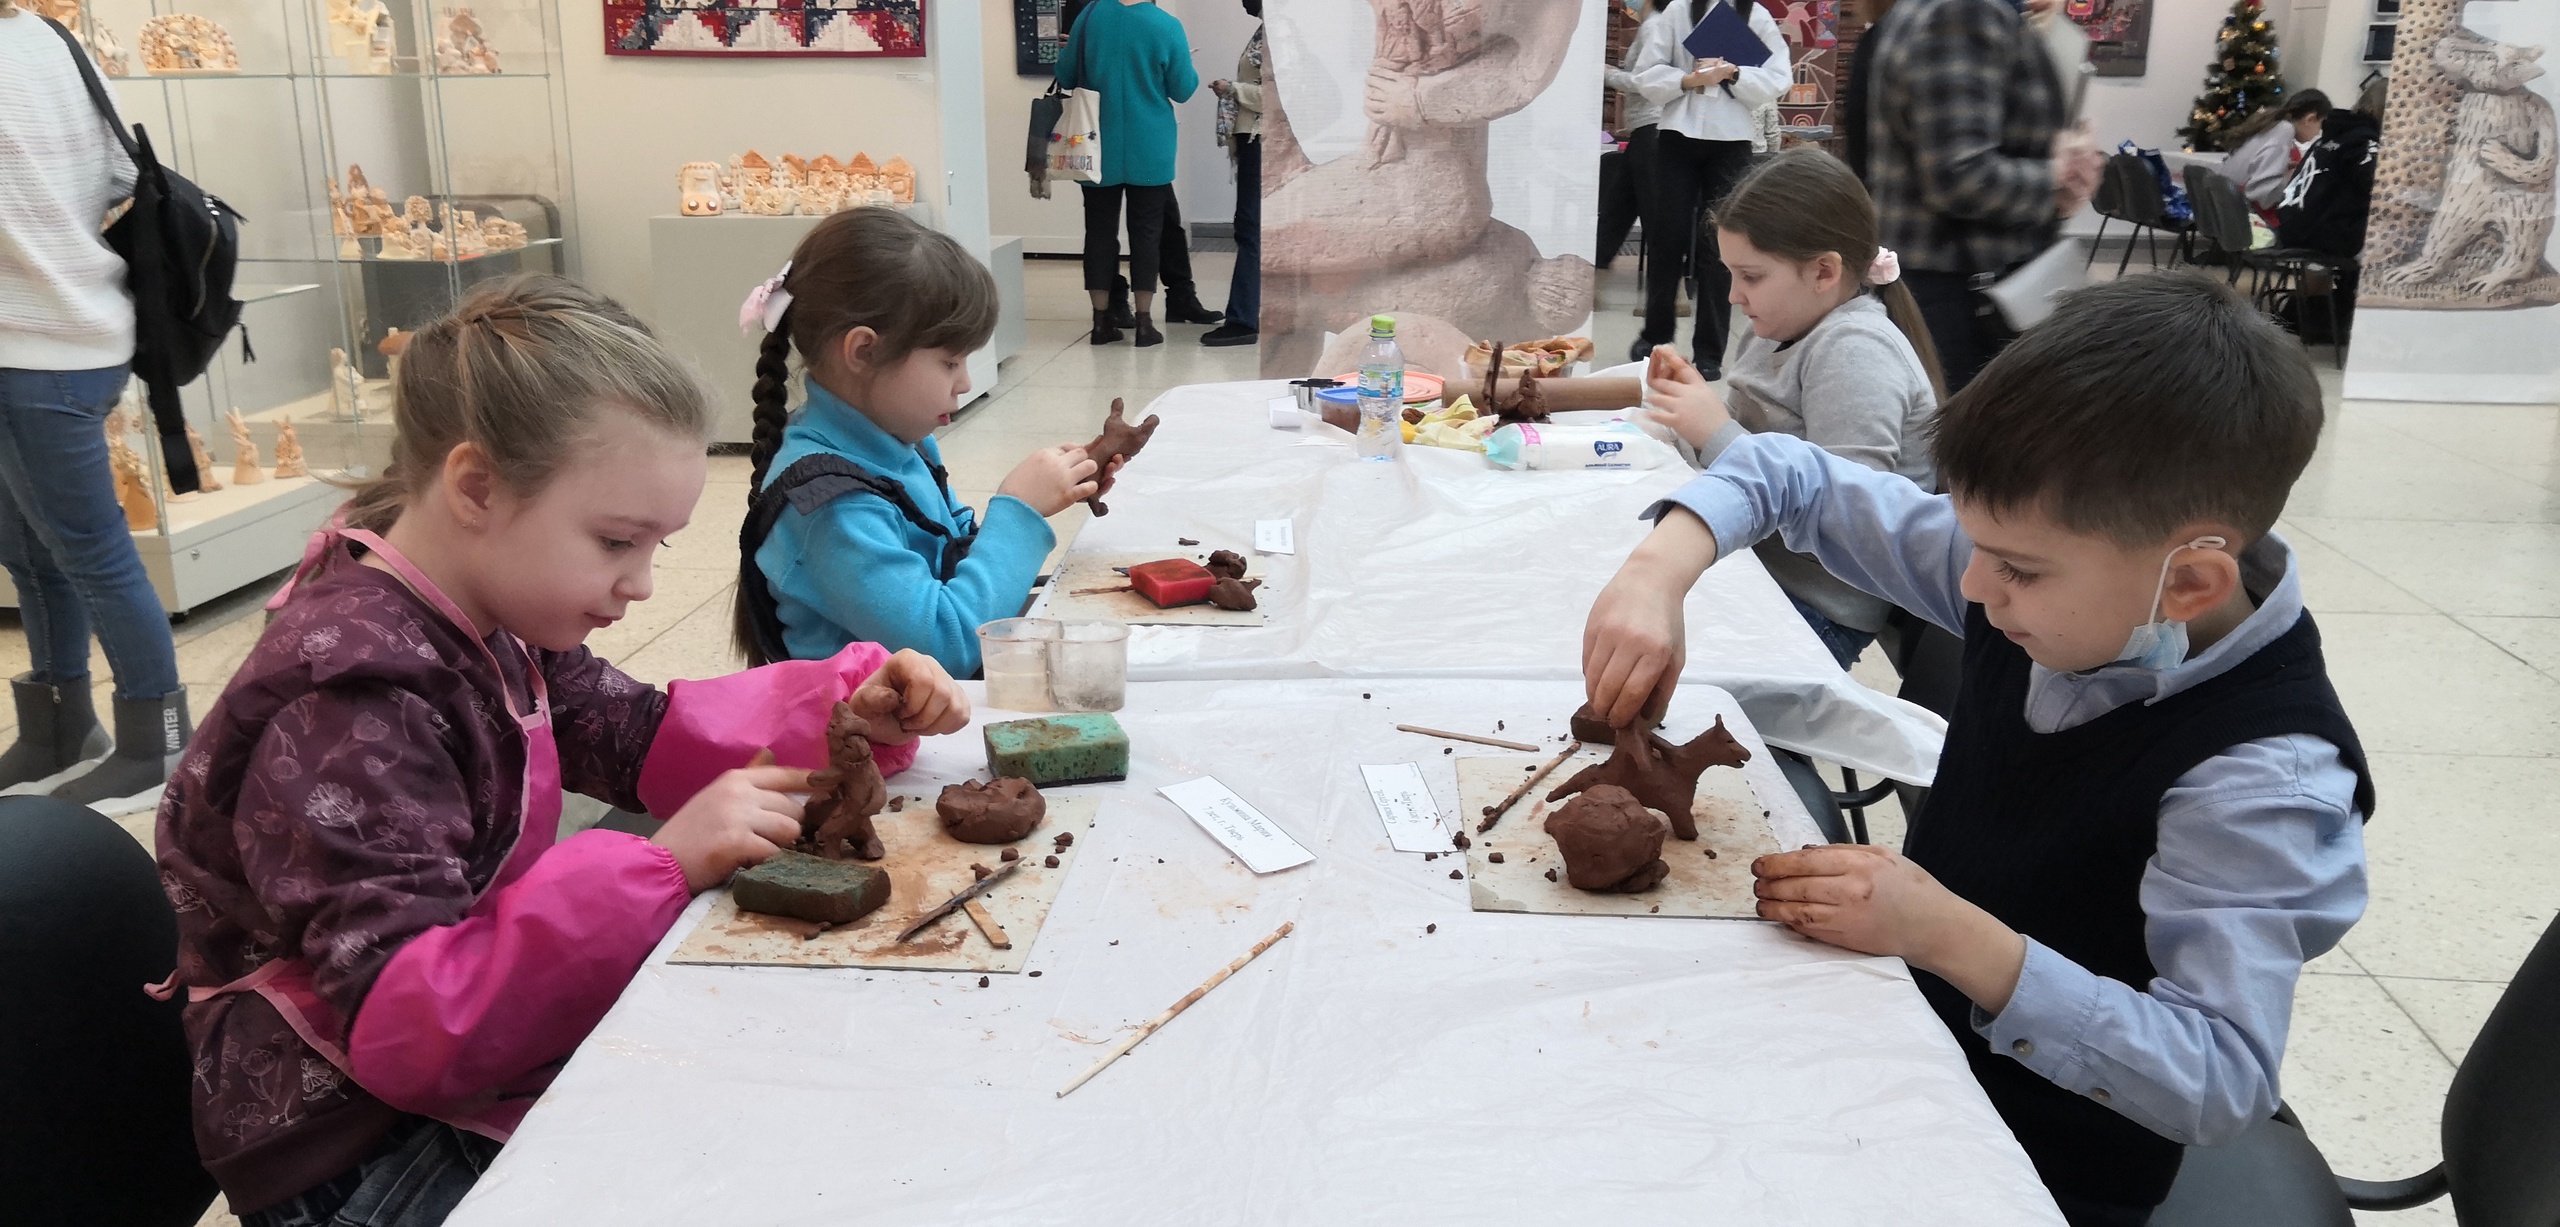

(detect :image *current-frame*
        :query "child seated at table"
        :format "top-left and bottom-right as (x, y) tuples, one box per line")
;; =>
(734, 207), (1108, 678)
(1641, 147), (1946, 668)
(1581, 273), (2370, 1227)
(155, 277), (969, 1227)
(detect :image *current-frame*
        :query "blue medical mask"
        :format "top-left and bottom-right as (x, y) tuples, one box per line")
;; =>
(2114, 535), (2227, 671)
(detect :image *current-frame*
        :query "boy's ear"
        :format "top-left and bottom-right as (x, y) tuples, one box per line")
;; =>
(836, 326), (882, 375)
(442, 440), (501, 530)
(2158, 542), (2242, 623)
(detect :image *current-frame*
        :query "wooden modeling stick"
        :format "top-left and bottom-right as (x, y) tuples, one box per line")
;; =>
(1394, 724), (1540, 753)
(1479, 740), (1582, 833)
(1056, 921), (1295, 1098)
(897, 858), (1022, 942)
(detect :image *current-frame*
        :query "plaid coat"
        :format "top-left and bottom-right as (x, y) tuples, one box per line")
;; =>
(1866, 0), (2067, 275)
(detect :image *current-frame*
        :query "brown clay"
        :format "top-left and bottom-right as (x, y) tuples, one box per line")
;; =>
(1546, 716), (1750, 841)
(1204, 549), (1248, 581)
(937, 777), (1047, 844)
(1081, 397), (1160, 516)
(1001, 847), (1020, 862)
(1207, 577), (1262, 611)
(1544, 785), (1669, 893)
(1044, 855), (1060, 868)
(800, 702), (888, 860)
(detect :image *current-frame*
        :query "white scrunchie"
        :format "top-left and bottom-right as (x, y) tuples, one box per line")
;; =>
(738, 261), (794, 336)
(1867, 248), (1902, 286)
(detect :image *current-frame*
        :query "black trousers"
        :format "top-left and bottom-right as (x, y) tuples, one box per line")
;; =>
(1643, 130), (1754, 370)
(1082, 182), (1176, 294)
(1902, 269), (2017, 394)
(1596, 125), (1657, 269)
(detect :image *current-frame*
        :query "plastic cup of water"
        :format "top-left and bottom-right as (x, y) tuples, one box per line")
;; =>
(1046, 620), (1129, 712)
(977, 618), (1059, 711)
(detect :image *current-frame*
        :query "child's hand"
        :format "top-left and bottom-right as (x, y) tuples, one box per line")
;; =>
(1752, 844), (2028, 1013)
(997, 444), (1101, 516)
(1641, 346), (1730, 448)
(847, 648), (971, 744)
(651, 764), (810, 893)
(1582, 507), (1720, 728)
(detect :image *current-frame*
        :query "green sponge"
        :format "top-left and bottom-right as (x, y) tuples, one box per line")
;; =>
(731, 851), (892, 924)
(985, 713), (1129, 786)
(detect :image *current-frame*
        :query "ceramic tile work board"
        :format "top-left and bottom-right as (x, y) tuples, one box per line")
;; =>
(1457, 707), (1828, 920)
(1043, 550), (1267, 626)
(669, 795), (1096, 973)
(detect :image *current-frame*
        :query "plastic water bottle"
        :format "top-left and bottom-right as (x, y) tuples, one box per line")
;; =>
(1355, 314), (1404, 462)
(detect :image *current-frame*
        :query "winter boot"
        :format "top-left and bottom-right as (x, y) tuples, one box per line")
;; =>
(1090, 308), (1125, 346)
(1133, 310), (1163, 348)
(51, 689), (190, 807)
(0, 674), (110, 790)
(1105, 277), (1137, 328)
(1161, 289), (1224, 326)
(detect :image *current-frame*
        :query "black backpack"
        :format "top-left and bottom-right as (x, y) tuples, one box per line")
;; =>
(46, 16), (247, 495)
(736, 454), (977, 666)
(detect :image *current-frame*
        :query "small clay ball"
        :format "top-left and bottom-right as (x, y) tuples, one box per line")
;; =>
(1001, 847), (1020, 862)
(938, 777), (1047, 844)
(1205, 549), (1248, 581)
(1545, 784), (1670, 893)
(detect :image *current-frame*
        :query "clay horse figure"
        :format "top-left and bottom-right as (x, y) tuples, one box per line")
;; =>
(801, 701), (889, 861)
(1546, 715), (1751, 841)
(1081, 397), (1160, 516)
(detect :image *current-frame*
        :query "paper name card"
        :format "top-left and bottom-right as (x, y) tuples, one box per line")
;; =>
(1362, 762), (1455, 853)
(1159, 776), (1314, 874)
(1255, 519), (1295, 555)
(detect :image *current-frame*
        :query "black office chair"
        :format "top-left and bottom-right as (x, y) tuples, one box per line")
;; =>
(0, 796), (219, 1227)
(2095, 153), (2187, 277)
(2153, 910), (2560, 1227)
(2181, 163), (2258, 284)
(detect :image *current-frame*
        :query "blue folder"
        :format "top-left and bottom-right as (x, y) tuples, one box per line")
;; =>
(1682, 0), (1773, 69)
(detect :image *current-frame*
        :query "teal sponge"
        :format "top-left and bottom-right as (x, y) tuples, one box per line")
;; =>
(732, 851), (892, 924)
(985, 713), (1129, 786)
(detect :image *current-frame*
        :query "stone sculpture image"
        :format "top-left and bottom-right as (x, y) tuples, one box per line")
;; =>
(227, 410), (268, 486)
(138, 13), (240, 75)
(435, 7), (501, 74)
(271, 419), (308, 479)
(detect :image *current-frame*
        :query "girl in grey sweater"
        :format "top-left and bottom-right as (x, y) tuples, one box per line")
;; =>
(1643, 148), (1944, 667)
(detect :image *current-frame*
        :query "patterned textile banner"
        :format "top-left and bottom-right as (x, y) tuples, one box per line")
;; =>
(607, 0), (924, 57)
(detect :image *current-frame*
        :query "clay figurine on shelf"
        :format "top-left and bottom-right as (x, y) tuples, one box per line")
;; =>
(1080, 398), (1159, 516)
(325, 0), (392, 72)
(1546, 785), (1671, 893)
(185, 423), (222, 493)
(800, 702), (888, 861)
(845, 153), (882, 198)
(1546, 715), (1751, 842)
(271, 419), (308, 478)
(226, 410), (268, 485)
(883, 156), (916, 205)
(434, 7), (500, 74)
(678, 161), (725, 216)
(328, 348), (365, 420)
(104, 412), (158, 529)
(779, 153), (810, 186)
(731, 150), (774, 188)
(138, 13), (239, 75)
(481, 216), (527, 251)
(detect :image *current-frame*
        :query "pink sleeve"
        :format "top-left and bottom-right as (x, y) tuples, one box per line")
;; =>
(634, 640), (916, 817)
(346, 829), (689, 1119)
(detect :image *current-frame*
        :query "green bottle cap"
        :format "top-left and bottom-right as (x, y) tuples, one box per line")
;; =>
(1370, 314), (1396, 335)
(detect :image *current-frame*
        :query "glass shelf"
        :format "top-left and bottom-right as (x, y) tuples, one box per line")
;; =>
(235, 237), (565, 265)
(239, 282), (322, 303)
(127, 69), (549, 80)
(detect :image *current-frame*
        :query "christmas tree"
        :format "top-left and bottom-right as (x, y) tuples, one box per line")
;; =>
(2179, 0), (2288, 151)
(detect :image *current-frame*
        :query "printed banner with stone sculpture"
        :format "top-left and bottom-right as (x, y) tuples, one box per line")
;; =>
(1259, 0), (1604, 379)
(607, 0), (923, 57)
(2359, 0), (2557, 310)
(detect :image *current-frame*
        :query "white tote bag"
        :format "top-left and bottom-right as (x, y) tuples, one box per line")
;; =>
(1047, 24), (1103, 184)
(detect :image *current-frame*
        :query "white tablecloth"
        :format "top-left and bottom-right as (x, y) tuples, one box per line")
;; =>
(1043, 381), (1946, 785)
(449, 680), (2056, 1225)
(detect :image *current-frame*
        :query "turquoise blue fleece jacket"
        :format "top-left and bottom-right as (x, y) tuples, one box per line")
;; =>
(1054, 0), (1197, 187)
(756, 386), (1055, 677)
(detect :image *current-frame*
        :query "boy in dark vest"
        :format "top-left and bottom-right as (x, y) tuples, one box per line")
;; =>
(1586, 272), (2370, 1227)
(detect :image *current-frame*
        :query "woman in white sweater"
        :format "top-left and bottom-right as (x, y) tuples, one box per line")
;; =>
(1625, 0), (1790, 374)
(0, 4), (189, 804)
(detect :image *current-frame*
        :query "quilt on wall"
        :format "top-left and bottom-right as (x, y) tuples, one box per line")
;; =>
(607, 0), (923, 57)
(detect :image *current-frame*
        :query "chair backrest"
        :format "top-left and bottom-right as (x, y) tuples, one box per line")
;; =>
(2109, 153), (2170, 227)
(0, 796), (218, 1226)
(2183, 163), (2255, 259)
(2442, 910), (2560, 1226)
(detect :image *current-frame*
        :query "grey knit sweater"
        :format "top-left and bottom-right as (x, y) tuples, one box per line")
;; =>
(1696, 292), (1939, 633)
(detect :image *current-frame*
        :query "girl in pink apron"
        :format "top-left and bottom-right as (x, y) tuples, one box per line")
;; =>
(154, 278), (968, 1226)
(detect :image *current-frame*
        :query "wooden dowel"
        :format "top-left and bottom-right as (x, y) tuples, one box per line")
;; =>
(1479, 741), (1581, 833)
(962, 898), (1012, 949)
(1056, 922), (1296, 1098)
(1394, 724), (1541, 753)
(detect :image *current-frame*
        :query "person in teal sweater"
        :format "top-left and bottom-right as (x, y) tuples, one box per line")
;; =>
(1055, 0), (1197, 347)
(734, 209), (1107, 678)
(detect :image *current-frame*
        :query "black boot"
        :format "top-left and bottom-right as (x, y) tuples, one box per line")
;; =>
(1090, 308), (1124, 346)
(1200, 321), (1258, 347)
(1105, 277), (1137, 329)
(0, 674), (110, 790)
(1133, 310), (1163, 348)
(1162, 289), (1224, 326)
(51, 689), (190, 807)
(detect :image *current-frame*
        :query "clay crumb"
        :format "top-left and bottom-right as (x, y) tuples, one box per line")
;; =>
(1424, 852), (1439, 862)
(1362, 692), (1372, 700)
(1110, 940), (1120, 946)
(1544, 867), (1560, 882)
(1487, 852), (1506, 864)
(1444, 747), (1454, 755)
(971, 863), (992, 880)
(1054, 832), (1074, 848)
(1704, 848), (1718, 859)
(1178, 537), (1199, 546)
(1649, 904), (1660, 913)
(1452, 833), (1471, 849)
(887, 796), (905, 812)
(1001, 848), (1020, 862)
(1030, 970), (1043, 977)
(1448, 869), (1462, 880)
(978, 976), (989, 987)
(1045, 855), (1060, 868)
(1497, 721), (1506, 731)
(1426, 923), (1437, 934)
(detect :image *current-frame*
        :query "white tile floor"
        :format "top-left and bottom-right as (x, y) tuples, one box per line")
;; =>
(17, 254), (2543, 1227)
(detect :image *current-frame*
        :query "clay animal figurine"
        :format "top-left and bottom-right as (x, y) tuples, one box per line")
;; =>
(1546, 715), (1751, 841)
(1207, 576), (1261, 611)
(1545, 784), (1671, 893)
(104, 413), (158, 529)
(2387, 26), (2558, 302)
(1081, 397), (1159, 516)
(185, 423), (222, 493)
(802, 701), (889, 861)
(271, 419), (308, 478)
(677, 161), (724, 216)
(227, 409), (267, 485)
(1203, 549), (1248, 581)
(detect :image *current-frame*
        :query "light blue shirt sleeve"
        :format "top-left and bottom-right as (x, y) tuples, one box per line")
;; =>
(789, 494), (1055, 678)
(1650, 431), (1973, 633)
(1976, 735), (2368, 1146)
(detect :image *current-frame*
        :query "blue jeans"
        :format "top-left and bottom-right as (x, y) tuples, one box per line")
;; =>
(241, 1119), (502, 1227)
(1223, 136), (1260, 329)
(1788, 594), (1879, 671)
(0, 366), (179, 699)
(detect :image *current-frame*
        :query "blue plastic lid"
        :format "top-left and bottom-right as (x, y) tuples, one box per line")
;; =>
(1315, 385), (1363, 404)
